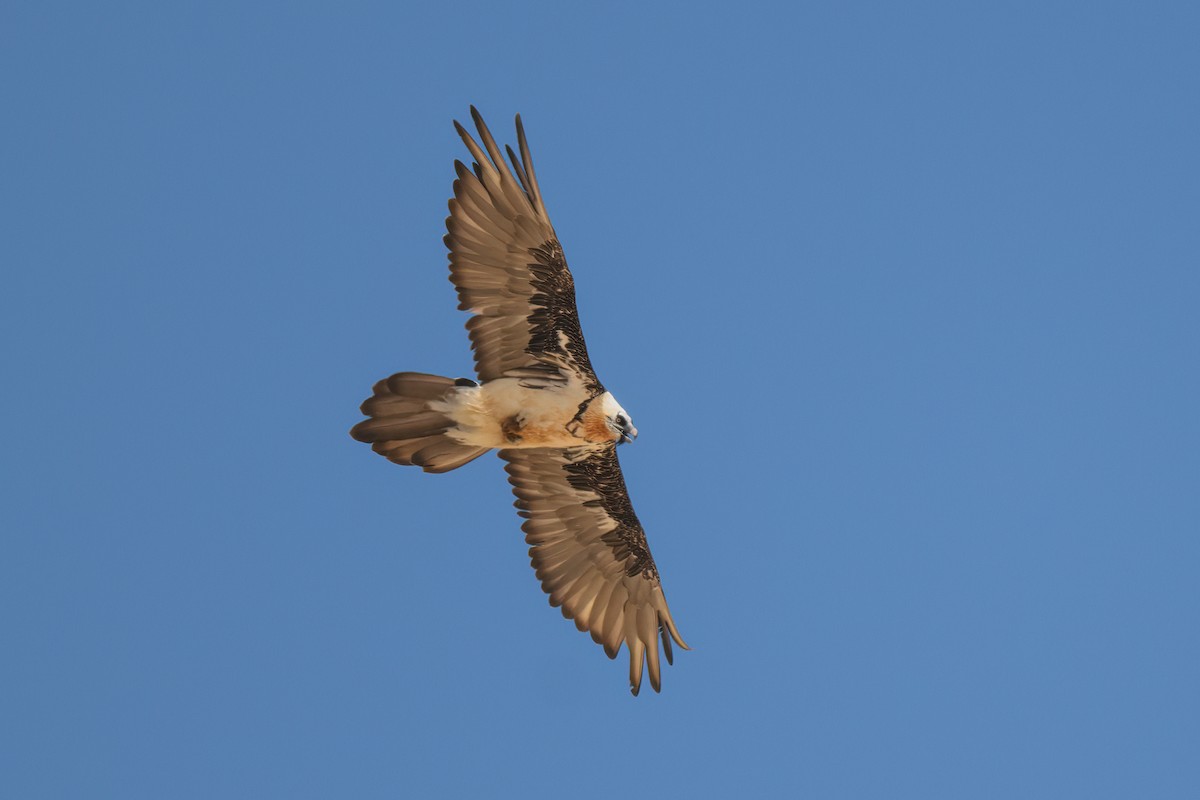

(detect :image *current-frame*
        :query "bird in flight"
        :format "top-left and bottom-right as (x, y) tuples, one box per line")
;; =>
(350, 108), (687, 695)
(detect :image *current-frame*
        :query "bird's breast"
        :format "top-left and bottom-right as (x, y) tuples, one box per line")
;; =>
(436, 377), (594, 449)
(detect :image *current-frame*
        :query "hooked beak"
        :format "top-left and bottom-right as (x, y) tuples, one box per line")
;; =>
(619, 425), (638, 445)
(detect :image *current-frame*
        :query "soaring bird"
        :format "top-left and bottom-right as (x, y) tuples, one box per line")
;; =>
(350, 108), (687, 695)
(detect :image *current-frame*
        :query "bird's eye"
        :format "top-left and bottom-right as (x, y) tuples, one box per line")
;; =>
(615, 414), (627, 427)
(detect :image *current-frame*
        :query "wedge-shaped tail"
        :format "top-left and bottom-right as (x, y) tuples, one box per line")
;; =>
(350, 372), (490, 473)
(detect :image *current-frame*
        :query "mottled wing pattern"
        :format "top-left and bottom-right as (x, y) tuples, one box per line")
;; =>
(500, 445), (688, 695)
(446, 108), (602, 392)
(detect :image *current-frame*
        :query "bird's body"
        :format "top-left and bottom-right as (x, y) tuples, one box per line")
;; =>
(432, 378), (632, 450)
(351, 108), (684, 695)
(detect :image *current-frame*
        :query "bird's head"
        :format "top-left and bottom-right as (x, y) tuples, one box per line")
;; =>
(597, 392), (637, 445)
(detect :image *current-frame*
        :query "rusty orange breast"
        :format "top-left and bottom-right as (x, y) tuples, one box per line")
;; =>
(580, 408), (618, 443)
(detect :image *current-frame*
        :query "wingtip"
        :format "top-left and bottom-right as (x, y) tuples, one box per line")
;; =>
(661, 612), (690, 651)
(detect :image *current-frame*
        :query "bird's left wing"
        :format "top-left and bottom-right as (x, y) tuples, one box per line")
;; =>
(499, 445), (688, 695)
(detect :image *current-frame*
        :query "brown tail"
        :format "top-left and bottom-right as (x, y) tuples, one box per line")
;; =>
(350, 372), (490, 473)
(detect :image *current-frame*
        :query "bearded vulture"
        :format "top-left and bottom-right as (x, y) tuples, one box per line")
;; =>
(350, 108), (687, 695)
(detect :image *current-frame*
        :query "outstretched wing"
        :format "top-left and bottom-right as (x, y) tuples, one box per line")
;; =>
(500, 445), (688, 695)
(445, 107), (602, 393)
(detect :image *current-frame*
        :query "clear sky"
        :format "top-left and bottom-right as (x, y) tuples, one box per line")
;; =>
(3, 2), (1198, 798)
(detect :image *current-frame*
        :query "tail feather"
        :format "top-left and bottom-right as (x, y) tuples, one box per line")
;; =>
(351, 372), (490, 473)
(411, 437), (489, 473)
(385, 372), (464, 400)
(351, 411), (451, 441)
(360, 393), (426, 417)
(372, 434), (443, 463)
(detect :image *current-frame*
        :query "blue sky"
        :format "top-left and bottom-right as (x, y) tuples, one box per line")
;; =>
(3, 2), (1198, 797)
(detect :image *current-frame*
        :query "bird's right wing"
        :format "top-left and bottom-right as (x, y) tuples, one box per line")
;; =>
(444, 108), (604, 394)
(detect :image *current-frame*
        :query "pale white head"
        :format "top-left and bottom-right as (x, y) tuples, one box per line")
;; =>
(598, 392), (638, 445)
